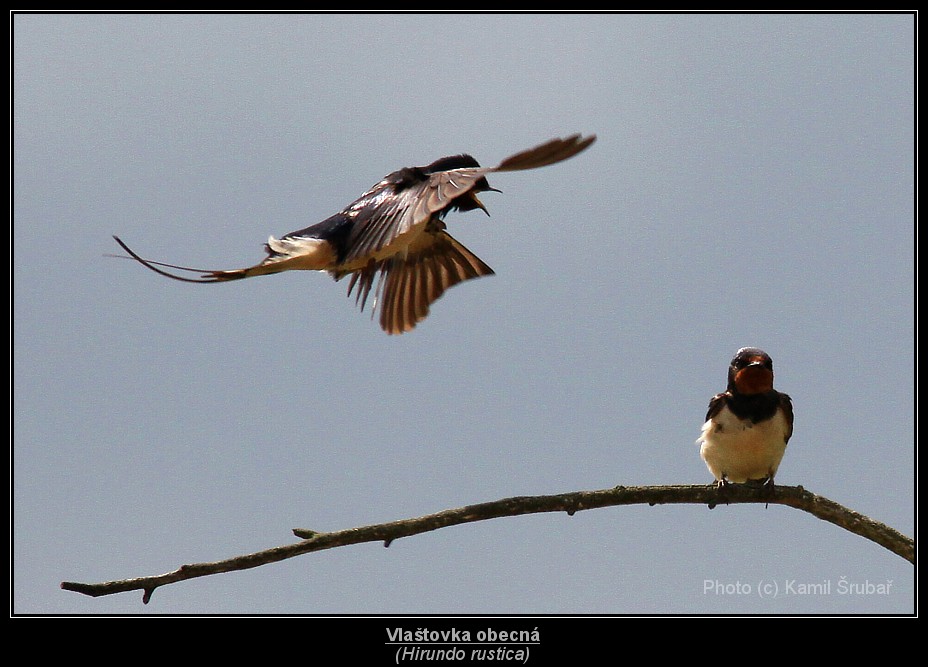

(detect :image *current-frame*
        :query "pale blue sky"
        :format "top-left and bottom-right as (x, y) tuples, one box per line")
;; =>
(14, 12), (914, 615)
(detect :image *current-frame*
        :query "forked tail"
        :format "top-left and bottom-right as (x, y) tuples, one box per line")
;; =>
(111, 236), (254, 283)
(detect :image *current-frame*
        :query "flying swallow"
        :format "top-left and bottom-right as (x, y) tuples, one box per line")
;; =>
(113, 134), (596, 334)
(697, 347), (794, 489)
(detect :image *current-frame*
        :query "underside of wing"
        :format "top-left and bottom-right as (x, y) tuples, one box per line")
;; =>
(343, 231), (494, 334)
(379, 231), (494, 334)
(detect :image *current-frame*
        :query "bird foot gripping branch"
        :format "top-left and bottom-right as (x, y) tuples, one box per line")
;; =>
(113, 134), (596, 335)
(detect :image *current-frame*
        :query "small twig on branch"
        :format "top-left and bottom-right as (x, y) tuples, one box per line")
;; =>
(60, 484), (913, 604)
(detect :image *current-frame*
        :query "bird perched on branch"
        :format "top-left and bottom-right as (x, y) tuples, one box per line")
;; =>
(697, 347), (794, 489)
(113, 134), (596, 334)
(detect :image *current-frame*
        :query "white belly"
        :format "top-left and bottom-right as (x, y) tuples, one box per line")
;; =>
(697, 405), (790, 483)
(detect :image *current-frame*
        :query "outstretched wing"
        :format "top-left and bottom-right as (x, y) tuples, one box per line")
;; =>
(344, 228), (494, 335)
(343, 134), (596, 265)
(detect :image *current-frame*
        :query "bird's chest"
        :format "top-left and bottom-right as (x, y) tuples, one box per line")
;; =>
(707, 405), (789, 449)
(699, 404), (790, 482)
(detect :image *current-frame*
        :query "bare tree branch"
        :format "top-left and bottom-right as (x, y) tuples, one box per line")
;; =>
(60, 484), (913, 604)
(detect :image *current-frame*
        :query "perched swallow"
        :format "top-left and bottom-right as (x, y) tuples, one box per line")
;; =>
(113, 134), (596, 334)
(697, 347), (794, 488)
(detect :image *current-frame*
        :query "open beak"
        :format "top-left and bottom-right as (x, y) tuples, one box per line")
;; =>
(473, 188), (501, 216)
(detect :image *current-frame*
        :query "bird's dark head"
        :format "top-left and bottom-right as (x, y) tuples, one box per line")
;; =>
(424, 154), (481, 173)
(727, 347), (775, 395)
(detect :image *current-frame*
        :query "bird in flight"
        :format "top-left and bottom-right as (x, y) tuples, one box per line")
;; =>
(697, 347), (794, 491)
(113, 134), (596, 334)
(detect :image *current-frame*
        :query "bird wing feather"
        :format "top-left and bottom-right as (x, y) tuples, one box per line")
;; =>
(377, 230), (494, 334)
(343, 134), (596, 265)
